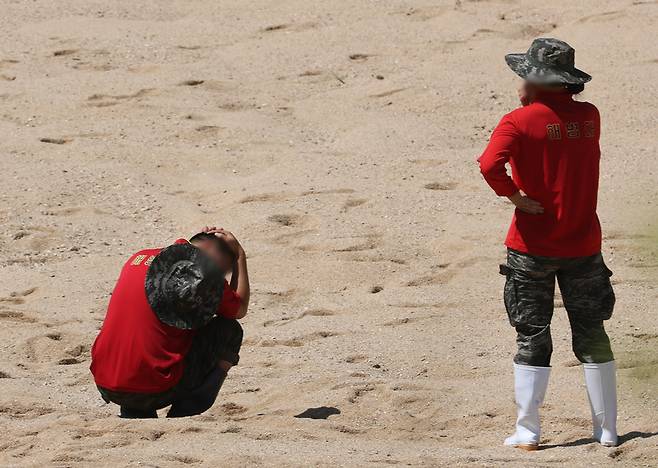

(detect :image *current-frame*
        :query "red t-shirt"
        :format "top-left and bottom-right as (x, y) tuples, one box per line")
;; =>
(90, 239), (241, 393)
(478, 93), (602, 257)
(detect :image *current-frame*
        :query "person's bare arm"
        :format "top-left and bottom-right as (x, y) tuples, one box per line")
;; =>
(230, 248), (249, 319)
(206, 228), (250, 319)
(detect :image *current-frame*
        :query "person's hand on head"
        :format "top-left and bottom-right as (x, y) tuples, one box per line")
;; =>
(508, 192), (544, 215)
(206, 228), (243, 257)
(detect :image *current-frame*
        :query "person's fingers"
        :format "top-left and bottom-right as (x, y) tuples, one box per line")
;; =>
(517, 199), (542, 214)
(523, 205), (543, 214)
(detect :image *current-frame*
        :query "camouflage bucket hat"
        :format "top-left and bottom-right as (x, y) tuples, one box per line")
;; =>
(505, 38), (592, 85)
(145, 243), (225, 330)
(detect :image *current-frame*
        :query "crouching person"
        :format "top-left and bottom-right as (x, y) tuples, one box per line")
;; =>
(90, 227), (249, 418)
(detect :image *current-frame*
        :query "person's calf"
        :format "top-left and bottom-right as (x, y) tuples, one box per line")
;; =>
(120, 406), (158, 419)
(167, 367), (228, 418)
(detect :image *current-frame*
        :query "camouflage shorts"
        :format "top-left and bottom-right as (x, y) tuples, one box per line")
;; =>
(500, 249), (615, 366)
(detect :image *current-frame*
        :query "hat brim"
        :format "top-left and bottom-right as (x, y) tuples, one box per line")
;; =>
(505, 53), (591, 85)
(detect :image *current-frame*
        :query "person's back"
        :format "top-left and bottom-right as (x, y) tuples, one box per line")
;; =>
(496, 94), (602, 256)
(91, 246), (194, 393)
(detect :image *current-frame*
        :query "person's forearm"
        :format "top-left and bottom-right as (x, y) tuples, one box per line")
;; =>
(230, 258), (239, 291)
(232, 249), (250, 318)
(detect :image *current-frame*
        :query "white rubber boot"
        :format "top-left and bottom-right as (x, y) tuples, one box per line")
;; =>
(583, 361), (618, 447)
(504, 363), (551, 451)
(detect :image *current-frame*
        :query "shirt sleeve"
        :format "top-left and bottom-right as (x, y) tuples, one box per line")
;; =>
(217, 280), (242, 319)
(477, 114), (521, 197)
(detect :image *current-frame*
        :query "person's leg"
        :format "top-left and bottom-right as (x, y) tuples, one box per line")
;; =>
(119, 407), (158, 419)
(501, 249), (557, 449)
(167, 317), (243, 418)
(558, 253), (617, 446)
(503, 250), (557, 367)
(97, 386), (174, 419)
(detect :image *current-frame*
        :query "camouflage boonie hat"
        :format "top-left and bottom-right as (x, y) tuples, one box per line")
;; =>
(505, 38), (592, 85)
(145, 243), (224, 330)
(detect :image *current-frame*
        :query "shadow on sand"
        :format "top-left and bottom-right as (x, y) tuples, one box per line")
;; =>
(541, 431), (658, 450)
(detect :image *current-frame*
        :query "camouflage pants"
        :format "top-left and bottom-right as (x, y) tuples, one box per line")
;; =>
(501, 249), (615, 366)
(98, 317), (243, 412)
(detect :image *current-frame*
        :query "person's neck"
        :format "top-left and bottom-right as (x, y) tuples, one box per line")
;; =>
(534, 90), (573, 103)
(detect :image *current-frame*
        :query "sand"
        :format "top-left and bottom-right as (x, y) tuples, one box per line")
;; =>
(1, 0), (657, 466)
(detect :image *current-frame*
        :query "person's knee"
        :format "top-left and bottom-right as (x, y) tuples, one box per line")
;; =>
(572, 321), (613, 363)
(573, 334), (613, 363)
(217, 360), (233, 373)
(515, 342), (552, 366)
(215, 318), (243, 343)
(514, 324), (553, 366)
(229, 319), (243, 342)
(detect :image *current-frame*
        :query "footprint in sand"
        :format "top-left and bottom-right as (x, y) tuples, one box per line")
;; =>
(52, 49), (78, 57)
(262, 308), (336, 328)
(406, 263), (455, 286)
(299, 233), (381, 253)
(259, 331), (339, 348)
(342, 198), (367, 211)
(0, 307), (38, 323)
(220, 402), (248, 416)
(424, 182), (457, 191)
(179, 79), (204, 86)
(369, 88), (408, 98)
(349, 53), (373, 62)
(239, 192), (289, 204)
(301, 188), (354, 196)
(267, 214), (300, 227)
(261, 22), (317, 33)
(86, 88), (154, 107)
(0, 402), (55, 419)
(257, 288), (298, 309)
(24, 332), (89, 365)
(298, 69), (323, 77)
(392, 5), (449, 21)
(626, 332), (658, 341)
(39, 137), (71, 145)
(348, 384), (376, 403)
(577, 10), (626, 23)
(345, 354), (367, 363)
(161, 455), (202, 465)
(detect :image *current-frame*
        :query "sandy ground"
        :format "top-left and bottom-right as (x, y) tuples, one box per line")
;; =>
(0, 0), (657, 466)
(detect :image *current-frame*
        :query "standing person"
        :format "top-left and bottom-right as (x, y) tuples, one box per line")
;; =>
(90, 226), (250, 418)
(478, 38), (618, 450)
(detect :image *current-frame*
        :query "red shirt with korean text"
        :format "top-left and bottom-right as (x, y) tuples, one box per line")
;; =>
(478, 93), (602, 257)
